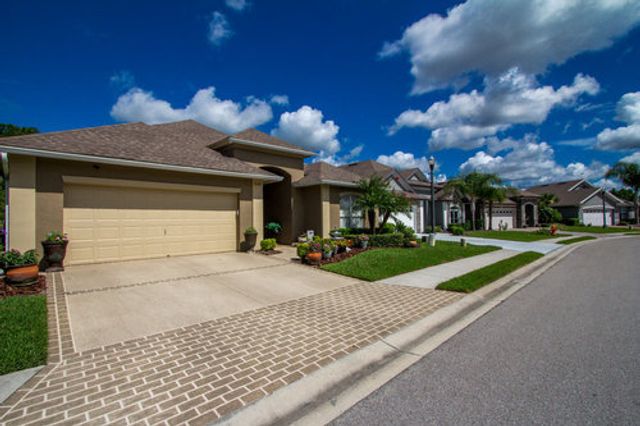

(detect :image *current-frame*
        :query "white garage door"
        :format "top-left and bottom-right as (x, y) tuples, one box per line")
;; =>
(582, 209), (614, 227)
(490, 209), (514, 230)
(64, 183), (238, 265)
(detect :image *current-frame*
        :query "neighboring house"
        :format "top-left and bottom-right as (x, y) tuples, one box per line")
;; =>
(527, 179), (631, 226)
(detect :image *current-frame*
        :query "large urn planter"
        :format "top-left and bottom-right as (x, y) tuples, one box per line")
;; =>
(243, 227), (258, 252)
(42, 240), (69, 272)
(306, 252), (322, 264)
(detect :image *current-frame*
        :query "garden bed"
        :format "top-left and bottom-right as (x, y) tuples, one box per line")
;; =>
(0, 275), (47, 299)
(257, 249), (283, 256)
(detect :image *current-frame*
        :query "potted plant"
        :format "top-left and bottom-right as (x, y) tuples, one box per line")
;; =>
(306, 241), (322, 264)
(243, 226), (258, 251)
(41, 231), (69, 272)
(296, 243), (310, 263)
(322, 240), (335, 259)
(265, 222), (283, 239)
(0, 249), (39, 286)
(358, 234), (369, 249)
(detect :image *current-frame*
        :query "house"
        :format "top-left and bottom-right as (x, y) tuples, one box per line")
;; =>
(527, 179), (632, 226)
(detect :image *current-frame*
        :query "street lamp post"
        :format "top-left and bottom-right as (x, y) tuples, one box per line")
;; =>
(428, 156), (436, 242)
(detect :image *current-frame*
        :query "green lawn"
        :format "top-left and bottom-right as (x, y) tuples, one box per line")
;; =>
(321, 241), (499, 282)
(557, 224), (628, 234)
(0, 295), (48, 375)
(557, 236), (597, 245)
(436, 251), (544, 293)
(465, 230), (566, 242)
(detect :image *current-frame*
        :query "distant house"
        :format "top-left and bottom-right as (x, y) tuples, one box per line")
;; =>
(527, 179), (633, 226)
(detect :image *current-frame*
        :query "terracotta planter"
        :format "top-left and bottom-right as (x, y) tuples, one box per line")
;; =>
(42, 240), (69, 272)
(243, 232), (258, 251)
(5, 264), (39, 286)
(306, 252), (322, 264)
(407, 240), (419, 248)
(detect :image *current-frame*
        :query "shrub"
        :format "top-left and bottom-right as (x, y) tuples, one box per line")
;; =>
(260, 239), (277, 251)
(308, 241), (322, 252)
(449, 225), (465, 236)
(265, 222), (282, 236)
(244, 226), (258, 235)
(379, 223), (396, 234)
(369, 233), (404, 247)
(0, 249), (39, 267)
(538, 206), (562, 225)
(564, 217), (580, 226)
(296, 243), (309, 259)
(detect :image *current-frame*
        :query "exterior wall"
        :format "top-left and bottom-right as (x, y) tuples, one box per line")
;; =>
(300, 186), (322, 238)
(7, 155), (36, 252)
(329, 187), (341, 232)
(220, 147), (305, 181)
(252, 181), (264, 242)
(556, 206), (579, 220)
(32, 157), (255, 255)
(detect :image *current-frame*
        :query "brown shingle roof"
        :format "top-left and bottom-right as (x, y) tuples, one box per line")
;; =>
(340, 160), (394, 178)
(232, 128), (311, 153)
(294, 162), (362, 187)
(527, 179), (598, 207)
(0, 120), (276, 178)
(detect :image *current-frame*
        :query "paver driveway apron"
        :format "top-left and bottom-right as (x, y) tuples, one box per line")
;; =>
(63, 252), (356, 351)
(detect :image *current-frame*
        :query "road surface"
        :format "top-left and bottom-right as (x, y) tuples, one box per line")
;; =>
(333, 237), (640, 425)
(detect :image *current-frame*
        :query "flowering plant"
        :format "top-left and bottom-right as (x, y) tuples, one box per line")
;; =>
(45, 231), (68, 244)
(308, 241), (322, 253)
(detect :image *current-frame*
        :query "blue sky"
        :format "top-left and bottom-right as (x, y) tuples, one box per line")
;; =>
(2, 0), (640, 187)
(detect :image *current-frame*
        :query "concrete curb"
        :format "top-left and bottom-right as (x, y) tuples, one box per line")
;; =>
(217, 239), (597, 426)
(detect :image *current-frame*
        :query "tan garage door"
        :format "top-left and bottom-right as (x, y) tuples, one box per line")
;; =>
(63, 183), (238, 265)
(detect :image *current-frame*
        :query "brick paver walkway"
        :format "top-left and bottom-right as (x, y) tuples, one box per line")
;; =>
(0, 270), (462, 425)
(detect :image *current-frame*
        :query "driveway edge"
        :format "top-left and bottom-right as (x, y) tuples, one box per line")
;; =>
(217, 240), (592, 426)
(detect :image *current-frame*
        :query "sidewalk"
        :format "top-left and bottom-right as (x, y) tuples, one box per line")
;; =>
(378, 249), (521, 289)
(426, 233), (560, 254)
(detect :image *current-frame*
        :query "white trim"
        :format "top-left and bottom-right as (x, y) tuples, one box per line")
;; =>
(0, 146), (283, 182)
(568, 179), (589, 192)
(62, 176), (242, 193)
(218, 137), (315, 157)
(579, 189), (603, 205)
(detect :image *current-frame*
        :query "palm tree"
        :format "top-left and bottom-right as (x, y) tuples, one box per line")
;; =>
(378, 191), (411, 230)
(483, 185), (517, 230)
(537, 193), (561, 225)
(355, 176), (388, 234)
(606, 162), (640, 225)
(443, 172), (502, 230)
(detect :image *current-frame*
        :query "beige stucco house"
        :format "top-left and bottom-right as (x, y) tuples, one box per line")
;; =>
(0, 120), (366, 266)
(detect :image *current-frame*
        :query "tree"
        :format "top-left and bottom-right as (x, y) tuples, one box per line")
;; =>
(611, 188), (635, 202)
(537, 193), (562, 224)
(378, 191), (411, 230)
(443, 172), (502, 231)
(0, 123), (38, 137)
(355, 176), (388, 234)
(483, 185), (517, 230)
(606, 162), (640, 225)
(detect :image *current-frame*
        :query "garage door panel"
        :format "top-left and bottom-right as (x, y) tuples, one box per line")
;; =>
(64, 183), (238, 265)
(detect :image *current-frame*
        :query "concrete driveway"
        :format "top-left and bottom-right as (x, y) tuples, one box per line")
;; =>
(62, 252), (356, 352)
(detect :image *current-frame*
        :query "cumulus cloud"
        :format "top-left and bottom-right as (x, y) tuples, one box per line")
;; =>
(272, 105), (341, 157)
(207, 12), (232, 45)
(380, 0), (640, 93)
(621, 151), (640, 164)
(376, 151), (431, 171)
(459, 134), (609, 187)
(269, 94), (289, 106)
(109, 70), (135, 91)
(225, 0), (249, 11)
(390, 69), (599, 150)
(596, 91), (640, 151)
(110, 87), (273, 133)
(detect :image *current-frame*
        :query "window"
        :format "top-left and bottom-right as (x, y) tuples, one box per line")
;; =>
(340, 194), (363, 228)
(450, 206), (461, 224)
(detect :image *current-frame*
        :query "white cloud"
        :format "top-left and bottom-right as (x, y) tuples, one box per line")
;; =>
(272, 106), (341, 157)
(621, 151), (640, 164)
(110, 87), (273, 133)
(380, 0), (640, 93)
(596, 91), (640, 151)
(459, 134), (609, 187)
(376, 151), (431, 171)
(207, 12), (232, 46)
(109, 70), (135, 91)
(225, 0), (249, 11)
(269, 94), (289, 106)
(390, 69), (599, 150)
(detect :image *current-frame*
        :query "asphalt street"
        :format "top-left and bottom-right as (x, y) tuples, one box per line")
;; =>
(332, 237), (640, 425)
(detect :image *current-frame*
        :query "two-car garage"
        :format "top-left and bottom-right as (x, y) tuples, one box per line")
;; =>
(63, 178), (239, 265)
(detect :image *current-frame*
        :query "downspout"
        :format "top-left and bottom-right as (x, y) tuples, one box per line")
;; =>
(1, 152), (8, 250)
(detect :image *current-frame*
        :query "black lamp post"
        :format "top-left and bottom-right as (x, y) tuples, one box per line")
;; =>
(429, 156), (436, 234)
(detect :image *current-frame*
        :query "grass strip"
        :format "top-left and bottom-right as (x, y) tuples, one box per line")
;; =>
(436, 251), (544, 293)
(465, 230), (568, 242)
(556, 236), (596, 245)
(321, 241), (499, 282)
(0, 295), (48, 375)
(557, 225), (628, 234)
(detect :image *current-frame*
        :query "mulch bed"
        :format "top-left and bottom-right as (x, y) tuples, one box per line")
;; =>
(257, 250), (283, 256)
(0, 275), (47, 299)
(315, 247), (371, 266)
